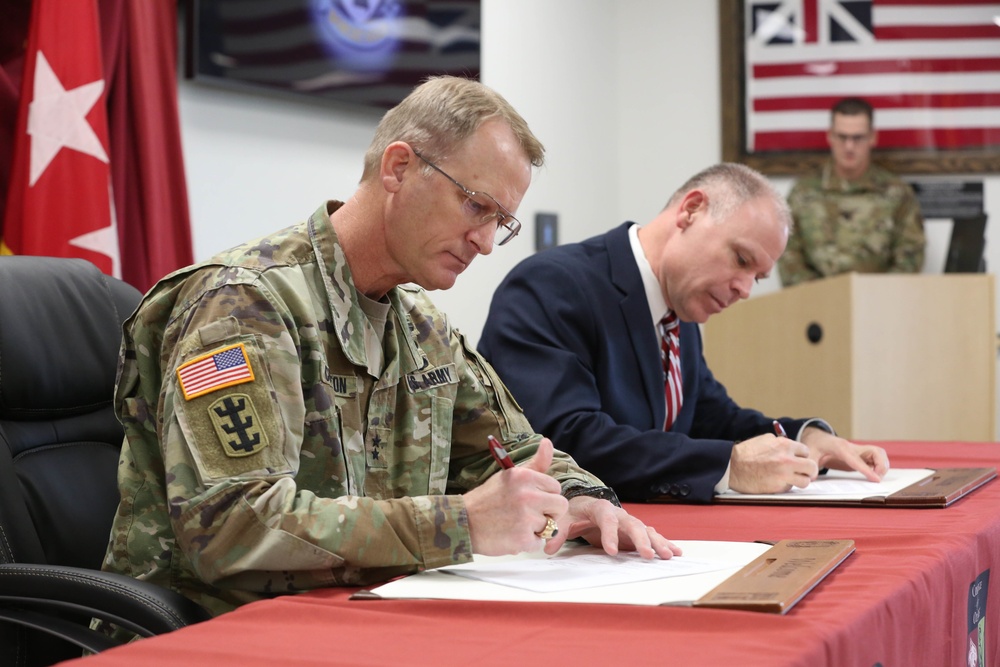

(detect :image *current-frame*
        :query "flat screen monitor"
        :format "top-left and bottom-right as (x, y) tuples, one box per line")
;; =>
(185, 0), (482, 111)
(944, 214), (987, 274)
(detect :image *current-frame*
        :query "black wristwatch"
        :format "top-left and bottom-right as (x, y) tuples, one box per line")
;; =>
(563, 485), (622, 508)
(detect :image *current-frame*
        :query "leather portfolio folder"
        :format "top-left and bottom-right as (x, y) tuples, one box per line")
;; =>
(692, 539), (855, 614)
(710, 467), (997, 509)
(352, 539), (853, 614)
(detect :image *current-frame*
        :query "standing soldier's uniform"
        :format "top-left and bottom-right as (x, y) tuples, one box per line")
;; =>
(778, 161), (925, 287)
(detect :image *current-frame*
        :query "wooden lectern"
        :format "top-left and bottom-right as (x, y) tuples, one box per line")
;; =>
(701, 273), (996, 441)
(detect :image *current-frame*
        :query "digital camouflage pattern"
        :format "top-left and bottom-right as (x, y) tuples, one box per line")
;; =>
(102, 201), (602, 616)
(778, 161), (925, 287)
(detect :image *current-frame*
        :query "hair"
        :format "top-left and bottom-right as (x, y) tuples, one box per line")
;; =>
(361, 76), (545, 181)
(831, 97), (874, 124)
(664, 162), (792, 231)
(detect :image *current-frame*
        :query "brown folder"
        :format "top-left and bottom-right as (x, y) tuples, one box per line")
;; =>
(691, 539), (855, 614)
(710, 467), (996, 509)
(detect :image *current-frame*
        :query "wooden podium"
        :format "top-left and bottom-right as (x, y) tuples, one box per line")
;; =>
(701, 273), (996, 441)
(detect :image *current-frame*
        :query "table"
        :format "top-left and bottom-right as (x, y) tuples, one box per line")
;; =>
(59, 441), (1000, 667)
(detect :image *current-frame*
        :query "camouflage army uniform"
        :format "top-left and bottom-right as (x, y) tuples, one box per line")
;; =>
(102, 201), (602, 616)
(778, 161), (925, 287)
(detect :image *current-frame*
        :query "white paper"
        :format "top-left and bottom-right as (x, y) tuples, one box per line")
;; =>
(438, 550), (736, 593)
(719, 467), (935, 502)
(362, 540), (772, 606)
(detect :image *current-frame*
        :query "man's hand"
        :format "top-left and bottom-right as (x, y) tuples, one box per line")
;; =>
(542, 495), (683, 560)
(465, 438), (682, 560)
(800, 426), (890, 481)
(464, 438), (569, 555)
(728, 433), (818, 493)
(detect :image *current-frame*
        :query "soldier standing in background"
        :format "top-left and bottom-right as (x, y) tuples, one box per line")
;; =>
(778, 97), (925, 287)
(99, 76), (679, 624)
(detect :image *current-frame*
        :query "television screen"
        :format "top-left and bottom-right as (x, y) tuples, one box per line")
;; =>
(185, 0), (481, 110)
(944, 214), (987, 274)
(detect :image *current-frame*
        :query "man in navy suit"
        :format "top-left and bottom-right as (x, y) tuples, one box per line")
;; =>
(478, 163), (889, 503)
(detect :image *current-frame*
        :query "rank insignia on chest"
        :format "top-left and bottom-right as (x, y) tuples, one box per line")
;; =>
(208, 393), (268, 457)
(177, 343), (255, 400)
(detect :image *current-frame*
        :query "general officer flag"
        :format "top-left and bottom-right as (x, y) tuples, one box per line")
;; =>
(1, 0), (120, 276)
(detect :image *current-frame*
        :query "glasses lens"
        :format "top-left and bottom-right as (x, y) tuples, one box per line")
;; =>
(495, 217), (521, 246)
(465, 192), (495, 223)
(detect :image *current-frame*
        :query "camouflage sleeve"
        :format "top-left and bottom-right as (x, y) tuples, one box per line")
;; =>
(158, 278), (469, 591)
(444, 326), (603, 494)
(778, 182), (823, 287)
(889, 183), (926, 273)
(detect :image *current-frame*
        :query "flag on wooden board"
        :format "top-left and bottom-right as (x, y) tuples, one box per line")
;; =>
(744, 0), (1000, 153)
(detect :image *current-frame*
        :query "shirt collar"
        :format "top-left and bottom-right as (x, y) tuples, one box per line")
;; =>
(627, 223), (670, 328)
(821, 159), (877, 192)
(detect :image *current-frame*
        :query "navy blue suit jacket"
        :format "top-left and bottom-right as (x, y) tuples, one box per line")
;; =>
(478, 222), (812, 502)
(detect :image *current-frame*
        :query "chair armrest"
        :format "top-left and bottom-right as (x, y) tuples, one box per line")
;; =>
(0, 563), (211, 650)
(0, 607), (120, 655)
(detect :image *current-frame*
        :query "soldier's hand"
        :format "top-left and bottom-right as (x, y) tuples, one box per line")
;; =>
(542, 495), (683, 560)
(464, 438), (568, 555)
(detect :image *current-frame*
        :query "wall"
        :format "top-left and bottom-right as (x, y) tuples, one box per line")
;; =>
(180, 0), (626, 343)
(178, 0), (1000, 429)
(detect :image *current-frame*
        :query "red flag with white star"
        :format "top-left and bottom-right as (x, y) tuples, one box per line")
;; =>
(1, 0), (120, 276)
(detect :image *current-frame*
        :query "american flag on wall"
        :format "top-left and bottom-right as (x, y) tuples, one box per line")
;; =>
(744, 0), (1000, 153)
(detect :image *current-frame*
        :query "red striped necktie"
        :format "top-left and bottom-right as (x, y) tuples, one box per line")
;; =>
(659, 312), (682, 430)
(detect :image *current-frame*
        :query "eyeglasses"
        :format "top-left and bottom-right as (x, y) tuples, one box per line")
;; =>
(413, 149), (522, 246)
(830, 132), (872, 145)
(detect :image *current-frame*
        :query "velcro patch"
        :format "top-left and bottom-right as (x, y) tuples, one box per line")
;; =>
(405, 363), (458, 392)
(208, 393), (269, 457)
(177, 343), (255, 400)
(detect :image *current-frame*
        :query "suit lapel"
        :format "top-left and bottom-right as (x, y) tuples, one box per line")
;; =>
(605, 224), (666, 429)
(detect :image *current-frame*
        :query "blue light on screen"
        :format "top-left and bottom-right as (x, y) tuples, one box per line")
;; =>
(309, 0), (404, 72)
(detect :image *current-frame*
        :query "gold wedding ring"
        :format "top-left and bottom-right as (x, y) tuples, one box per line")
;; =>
(535, 515), (559, 540)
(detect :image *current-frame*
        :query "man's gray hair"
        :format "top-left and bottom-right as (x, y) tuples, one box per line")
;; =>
(665, 162), (792, 230)
(361, 75), (545, 181)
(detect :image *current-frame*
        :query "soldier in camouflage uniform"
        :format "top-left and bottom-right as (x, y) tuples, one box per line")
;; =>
(778, 97), (925, 287)
(101, 76), (680, 619)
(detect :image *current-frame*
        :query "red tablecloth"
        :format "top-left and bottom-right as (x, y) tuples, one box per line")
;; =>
(60, 441), (1000, 667)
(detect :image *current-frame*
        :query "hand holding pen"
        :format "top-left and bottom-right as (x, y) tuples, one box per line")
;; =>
(728, 420), (816, 494)
(774, 419), (825, 486)
(460, 436), (567, 555)
(488, 435), (559, 539)
(473, 436), (682, 561)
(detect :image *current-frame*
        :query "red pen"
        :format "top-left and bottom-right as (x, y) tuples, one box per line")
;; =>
(773, 420), (787, 438)
(487, 435), (515, 470)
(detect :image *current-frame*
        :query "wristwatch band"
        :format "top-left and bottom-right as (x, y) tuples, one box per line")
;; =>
(563, 485), (622, 508)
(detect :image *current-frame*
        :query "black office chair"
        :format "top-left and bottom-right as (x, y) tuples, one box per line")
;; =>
(0, 256), (211, 667)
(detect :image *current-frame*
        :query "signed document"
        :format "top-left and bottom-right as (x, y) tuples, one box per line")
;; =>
(355, 541), (772, 606)
(714, 467), (996, 508)
(718, 468), (935, 502)
(438, 548), (737, 593)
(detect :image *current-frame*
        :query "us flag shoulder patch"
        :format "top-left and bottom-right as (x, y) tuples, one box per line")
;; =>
(177, 343), (255, 400)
